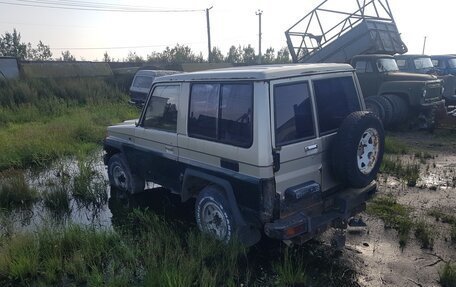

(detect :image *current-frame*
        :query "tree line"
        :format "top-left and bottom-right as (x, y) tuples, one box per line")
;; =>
(0, 29), (291, 64)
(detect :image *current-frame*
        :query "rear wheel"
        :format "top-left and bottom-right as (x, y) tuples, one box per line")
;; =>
(195, 186), (236, 243)
(365, 97), (385, 123)
(384, 94), (409, 124)
(372, 96), (394, 126)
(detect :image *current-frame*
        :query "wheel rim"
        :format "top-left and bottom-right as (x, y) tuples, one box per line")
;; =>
(201, 201), (228, 240)
(357, 128), (380, 175)
(112, 165), (128, 190)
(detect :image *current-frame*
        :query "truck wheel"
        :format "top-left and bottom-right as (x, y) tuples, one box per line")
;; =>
(331, 111), (385, 188)
(195, 186), (236, 243)
(384, 94), (409, 124)
(365, 97), (385, 124)
(107, 154), (144, 195)
(372, 96), (394, 126)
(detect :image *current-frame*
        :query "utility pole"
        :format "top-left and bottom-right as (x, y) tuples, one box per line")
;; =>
(422, 36), (427, 55)
(206, 6), (213, 62)
(256, 9), (263, 64)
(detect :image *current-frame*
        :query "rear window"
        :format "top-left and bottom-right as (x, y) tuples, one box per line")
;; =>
(313, 76), (360, 135)
(132, 76), (154, 89)
(274, 82), (315, 146)
(188, 83), (253, 147)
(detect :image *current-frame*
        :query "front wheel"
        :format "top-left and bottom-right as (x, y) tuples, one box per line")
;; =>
(107, 154), (144, 196)
(195, 186), (236, 242)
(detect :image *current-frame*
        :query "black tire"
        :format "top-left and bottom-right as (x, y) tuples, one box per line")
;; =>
(107, 154), (144, 195)
(365, 97), (385, 124)
(371, 96), (394, 126)
(195, 186), (236, 243)
(331, 111), (385, 188)
(384, 94), (409, 124)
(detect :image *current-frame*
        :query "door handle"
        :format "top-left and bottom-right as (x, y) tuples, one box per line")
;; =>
(305, 144), (318, 152)
(165, 146), (174, 153)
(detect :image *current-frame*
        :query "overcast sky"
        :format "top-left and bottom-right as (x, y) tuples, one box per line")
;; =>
(0, 0), (455, 61)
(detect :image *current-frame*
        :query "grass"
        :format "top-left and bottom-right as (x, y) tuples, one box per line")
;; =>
(380, 156), (420, 187)
(42, 185), (71, 216)
(384, 136), (409, 155)
(0, 170), (38, 209)
(367, 196), (413, 247)
(72, 158), (107, 207)
(0, 103), (137, 171)
(273, 248), (308, 286)
(0, 208), (251, 287)
(428, 208), (456, 245)
(439, 262), (456, 287)
(0, 78), (139, 171)
(414, 220), (434, 249)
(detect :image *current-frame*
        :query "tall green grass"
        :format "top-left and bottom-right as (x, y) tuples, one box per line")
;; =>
(0, 170), (38, 208)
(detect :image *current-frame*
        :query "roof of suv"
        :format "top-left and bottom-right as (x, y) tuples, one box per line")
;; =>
(154, 63), (353, 82)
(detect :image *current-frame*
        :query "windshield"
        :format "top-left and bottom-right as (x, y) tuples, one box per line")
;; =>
(448, 58), (456, 68)
(413, 57), (433, 70)
(376, 58), (399, 72)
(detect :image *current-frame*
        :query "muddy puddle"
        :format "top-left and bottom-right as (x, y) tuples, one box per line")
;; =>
(1, 130), (455, 286)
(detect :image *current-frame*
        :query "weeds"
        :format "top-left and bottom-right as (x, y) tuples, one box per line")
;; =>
(414, 220), (434, 249)
(428, 208), (456, 225)
(384, 136), (409, 154)
(367, 196), (413, 247)
(274, 247), (308, 286)
(380, 156), (420, 186)
(72, 158), (107, 207)
(439, 262), (456, 287)
(42, 185), (71, 216)
(0, 170), (38, 209)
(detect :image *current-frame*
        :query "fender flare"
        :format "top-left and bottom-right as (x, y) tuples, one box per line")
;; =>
(182, 169), (247, 227)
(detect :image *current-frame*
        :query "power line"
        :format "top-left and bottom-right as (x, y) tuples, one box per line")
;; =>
(0, 0), (204, 12)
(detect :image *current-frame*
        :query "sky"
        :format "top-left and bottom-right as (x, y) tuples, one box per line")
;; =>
(0, 0), (455, 61)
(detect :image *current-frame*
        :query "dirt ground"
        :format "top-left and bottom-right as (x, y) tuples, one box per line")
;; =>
(344, 128), (456, 287)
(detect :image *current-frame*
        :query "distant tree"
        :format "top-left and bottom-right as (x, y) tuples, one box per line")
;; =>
(103, 51), (111, 62)
(60, 50), (76, 61)
(275, 47), (291, 63)
(263, 47), (276, 64)
(211, 47), (224, 63)
(242, 45), (256, 65)
(226, 45), (243, 64)
(27, 41), (52, 61)
(147, 44), (203, 65)
(0, 29), (28, 60)
(126, 51), (144, 63)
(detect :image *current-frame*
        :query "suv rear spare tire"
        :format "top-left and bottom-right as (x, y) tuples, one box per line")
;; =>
(331, 111), (384, 188)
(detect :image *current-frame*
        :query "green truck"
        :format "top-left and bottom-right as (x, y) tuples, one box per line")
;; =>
(285, 0), (445, 128)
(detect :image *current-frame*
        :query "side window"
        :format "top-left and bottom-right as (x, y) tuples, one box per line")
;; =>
(188, 84), (220, 139)
(396, 59), (406, 69)
(143, 85), (179, 132)
(274, 82), (315, 146)
(133, 76), (153, 89)
(219, 84), (253, 147)
(354, 61), (373, 73)
(313, 76), (360, 135)
(432, 59), (438, 67)
(188, 83), (253, 147)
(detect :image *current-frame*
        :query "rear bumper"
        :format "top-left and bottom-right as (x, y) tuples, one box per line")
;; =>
(264, 181), (377, 241)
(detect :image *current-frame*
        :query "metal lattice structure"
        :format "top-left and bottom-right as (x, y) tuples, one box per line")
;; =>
(285, 0), (407, 63)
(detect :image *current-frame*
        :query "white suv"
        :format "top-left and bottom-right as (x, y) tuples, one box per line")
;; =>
(104, 64), (384, 246)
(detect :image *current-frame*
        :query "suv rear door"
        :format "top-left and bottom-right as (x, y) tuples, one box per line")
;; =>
(270, 78), (323, 201)
(271, 73), (362, 198)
